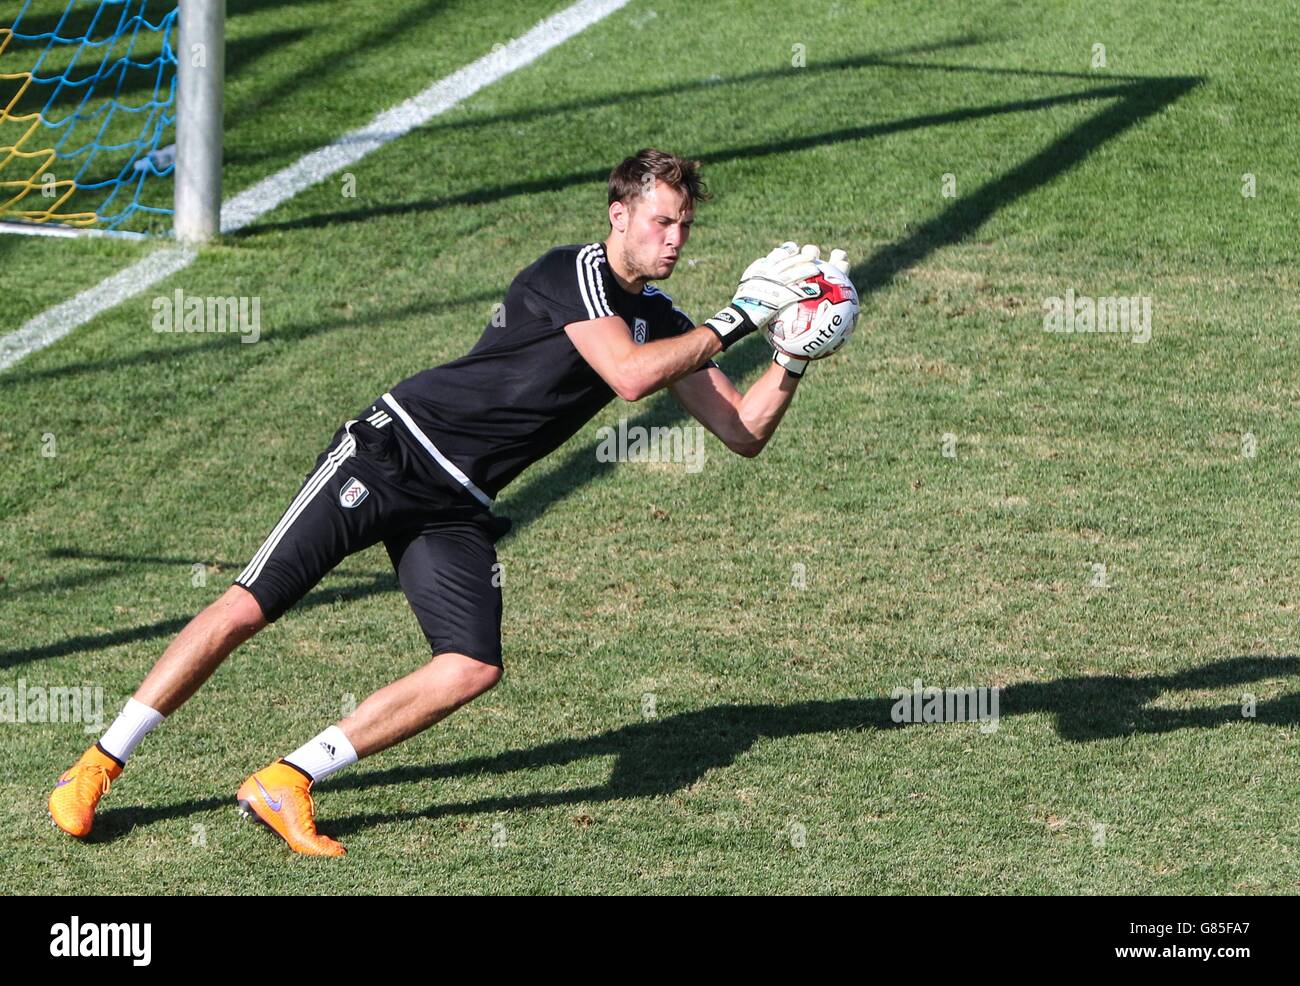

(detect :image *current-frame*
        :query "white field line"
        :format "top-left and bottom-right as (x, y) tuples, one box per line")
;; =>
(0, 0), (630, 372)
(0, 220), (149, 241)
(0, 246), (198, 371)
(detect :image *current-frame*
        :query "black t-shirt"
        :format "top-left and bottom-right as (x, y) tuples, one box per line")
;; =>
(382, 242), (714, 504)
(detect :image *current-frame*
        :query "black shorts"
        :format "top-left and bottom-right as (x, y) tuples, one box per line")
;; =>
(232, 405), (512, 667)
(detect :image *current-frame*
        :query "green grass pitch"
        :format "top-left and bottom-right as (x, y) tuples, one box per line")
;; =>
(2, 0), (1298, 893)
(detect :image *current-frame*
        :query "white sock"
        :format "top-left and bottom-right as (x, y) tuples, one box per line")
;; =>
(282, 725), (358, 782)
(98, 698), (165, 763)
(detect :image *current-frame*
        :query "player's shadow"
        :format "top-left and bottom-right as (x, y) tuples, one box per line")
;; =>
(82, 795), (232, 845)
(318, 655), (1299, 834)
(82, 654), (1299, 842)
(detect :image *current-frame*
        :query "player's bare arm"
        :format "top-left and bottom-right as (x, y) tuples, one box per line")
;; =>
(670, 362), (798, 458)
(564, 316), (722, 401)
(565, 315), (798, 454)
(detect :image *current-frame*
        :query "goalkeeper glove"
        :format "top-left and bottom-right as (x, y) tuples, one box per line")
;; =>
(773, 350), (810, 378)
(703, 242), (820, 350)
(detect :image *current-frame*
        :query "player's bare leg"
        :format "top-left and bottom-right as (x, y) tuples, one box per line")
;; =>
(49, 585), (267, 838)
(340, 652), (502, 757)
(237, 652), (500, 856)
(135, 585), (267, 714)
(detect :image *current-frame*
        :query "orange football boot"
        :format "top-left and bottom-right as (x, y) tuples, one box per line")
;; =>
(236, 760), (346, 857)
(48, 744), (123, 838)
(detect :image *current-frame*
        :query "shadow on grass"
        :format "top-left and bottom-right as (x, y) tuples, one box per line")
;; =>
(0, 288), (504, 386)
(0, 573), (397, 668)
(494, 70), (1202, 532)
(222, 36), (995, 168)
(6, 548), (246, 600)
(240, 78), (1189, 239)
(320, 655), (1300, 832)
(86, 654), (1300, 839)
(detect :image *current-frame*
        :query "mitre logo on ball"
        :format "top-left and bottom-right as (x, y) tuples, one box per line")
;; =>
(765, 260), (860, 360)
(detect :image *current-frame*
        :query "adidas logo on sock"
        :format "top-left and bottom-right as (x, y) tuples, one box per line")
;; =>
(320, 741), (337, 758)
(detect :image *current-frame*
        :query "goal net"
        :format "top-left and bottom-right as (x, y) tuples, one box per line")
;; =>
(0, 0), (178, 235)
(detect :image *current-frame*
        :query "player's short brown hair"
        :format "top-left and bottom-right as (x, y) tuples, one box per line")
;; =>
(608, 148), (710, 214)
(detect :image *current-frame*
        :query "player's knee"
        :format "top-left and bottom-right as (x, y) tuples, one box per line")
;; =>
(466, 660), (502, 696)
(217, 585), (267, 637)
(441, 652), (502, 697)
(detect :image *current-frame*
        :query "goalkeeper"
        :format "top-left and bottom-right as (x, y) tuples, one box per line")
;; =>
(48, 148), (854, 856)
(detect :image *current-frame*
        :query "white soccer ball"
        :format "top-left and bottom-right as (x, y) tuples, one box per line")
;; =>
(764, 259), (860, 360)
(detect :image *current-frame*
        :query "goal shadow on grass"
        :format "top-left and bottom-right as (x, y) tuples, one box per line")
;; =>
(0, 571), (398, 667)
(314, 654), (1300, 831)
(223, 35), (993, 186)
(237, 48), (1194, 237)
(490, 65), (1202, 533)
(10, 59), (1203, 699)
(0, 288), (506, 387)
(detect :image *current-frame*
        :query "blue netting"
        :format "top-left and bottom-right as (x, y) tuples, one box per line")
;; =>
(0, 0), (177, 231)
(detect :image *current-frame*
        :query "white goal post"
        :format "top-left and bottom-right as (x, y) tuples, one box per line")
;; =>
(174, 0), (223, 242)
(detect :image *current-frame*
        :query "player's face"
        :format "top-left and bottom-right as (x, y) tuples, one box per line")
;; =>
(624, 181), (693, 280)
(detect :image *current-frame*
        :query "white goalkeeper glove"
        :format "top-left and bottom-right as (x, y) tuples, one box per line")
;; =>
(703, 242), (821, 350)
(773, 349), (810, 377)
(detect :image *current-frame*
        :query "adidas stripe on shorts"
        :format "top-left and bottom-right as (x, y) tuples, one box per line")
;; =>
(233, 405), (511, 667)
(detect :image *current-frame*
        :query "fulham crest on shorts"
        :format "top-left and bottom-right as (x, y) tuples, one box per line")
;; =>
(339, 477), (369, 509)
